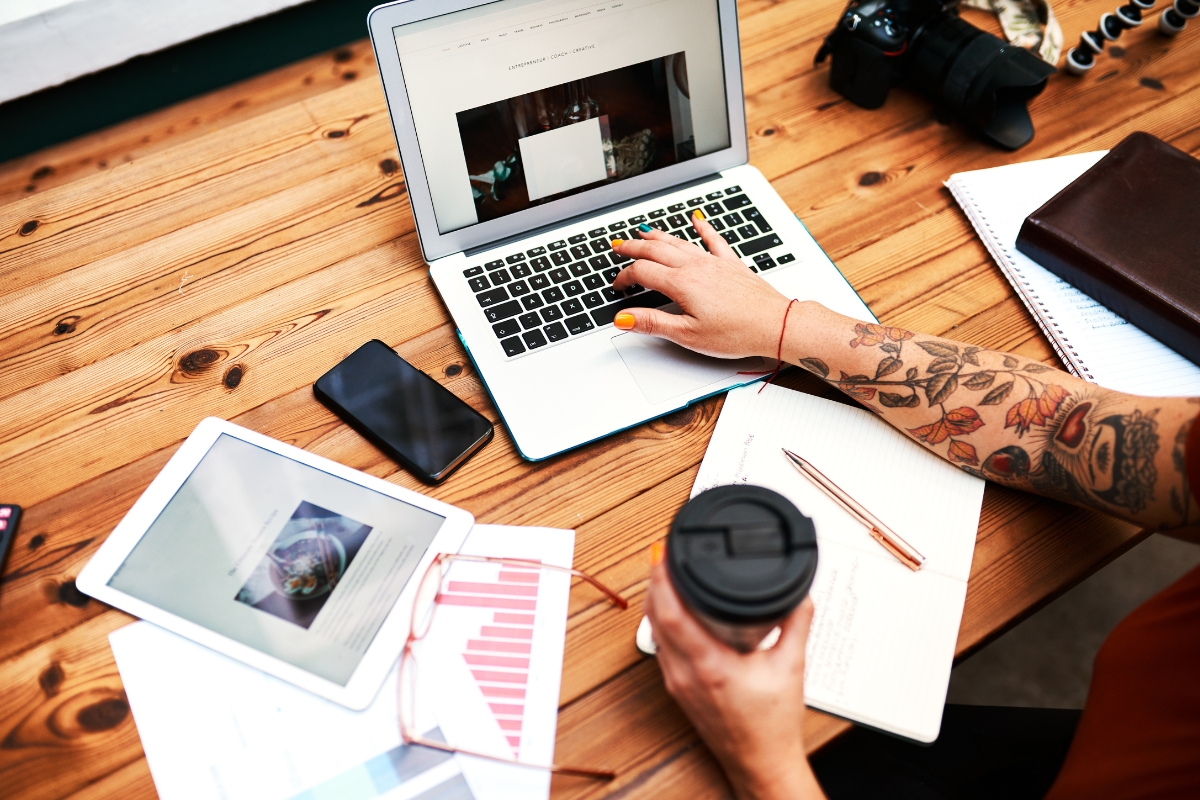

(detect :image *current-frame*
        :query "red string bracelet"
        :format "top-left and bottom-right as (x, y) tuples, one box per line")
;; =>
(739, 298), (797, 392)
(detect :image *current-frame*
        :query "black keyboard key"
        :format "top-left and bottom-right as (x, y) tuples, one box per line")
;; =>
(668, 202), (686, 212)
(511, 263), (532, 278)
(777, 253), (796, 264)
(720, 230), (740, 245)
(584, 274), (604, 290)
(491, 268), (512, 284)
(601, 287), (622, 302)
(464, 266), (484, 277)
(758, 257), (778, 270)
(485, 259), (505, 270)
(569, 244), (590, 260)
(565, 314), (595, 335)
(548, 239), (567, 250)
(477, 287), (509, 307)
(563, 280), (585, 297)
(686, 227), (702, 240)
(670, 231), (688, 241)
(738, 224), (759, 239)
(687, 197), (705, 207)
(611, 250), (631, 264)
(562, 298), (584, 315)
(519, 312), (542, 330)
(706, 191), (725, 201)
(542, 286), (565, 303)
(568, 233), (588, 244)
(582, 291), (605, 309)
(549, 267), (570, 283)
(723, 212), (743, 226)
(521, 294), (544, 311)
(704, 202), (724, 217)
(603, 267), (620, 282)
(754, 253), (773, 264)
(627, 214), (647, 225)
(748, 264), (759, 273)
(468, 276), (490, 292)
(501, 336), (526, 356)
(551, 250), (572, 266)
(486, 301), (522, 322)
(724, 194), (751, 210)
(529, 274), (550, 290)
(544, 322), (569, 342)
(648, 208), (668, 219)
(588, 254), (609, 271)
(493, 319), (521, 338)
(609, 222), (627, 233)
(530, 256), (551, 271)
(570, 262), (591, 278)
(590, 290), (671, 327)
(725, 185), (742, 194)
(590, 238), (612, 254)
(649, 219), (669, 232)
(709, 217), (726, 231)
(506, 253), (526, 264)
(626, 283), (645, 294)
(522, 329), (547, 349)
(738, 234), (783, 256)
(526, 246), (546, 257)
(743, 207), (772, 233)
(541, 305), (564, 322)
(509, 280), (530, 296)
(667, 214), (688, 229)
(588, 227), (608, 238)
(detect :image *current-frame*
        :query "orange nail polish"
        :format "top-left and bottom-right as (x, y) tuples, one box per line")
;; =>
(692, 209), (705, 220)
(611, 238), (624, 248)
(650, 541), (665, 565)
(614, 312), (635, 330)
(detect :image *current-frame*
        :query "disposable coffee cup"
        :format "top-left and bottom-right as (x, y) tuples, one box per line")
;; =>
(656, 485), (818, 653)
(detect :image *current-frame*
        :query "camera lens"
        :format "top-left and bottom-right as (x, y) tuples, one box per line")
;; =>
(907, 16), (1055, 149)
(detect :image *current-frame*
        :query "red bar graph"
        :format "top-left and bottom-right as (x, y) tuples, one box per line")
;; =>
(437, 562), (541, 755)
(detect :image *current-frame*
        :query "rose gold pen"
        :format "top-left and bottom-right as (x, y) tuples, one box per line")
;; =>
(782, 448), (925, 571)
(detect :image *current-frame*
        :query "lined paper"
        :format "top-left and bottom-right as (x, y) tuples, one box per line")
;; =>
(947, 153), (1200, 396)
(694, 384), (985, 742)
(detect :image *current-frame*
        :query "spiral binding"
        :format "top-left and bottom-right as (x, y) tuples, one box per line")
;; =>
(1065, 0), (1196, 75)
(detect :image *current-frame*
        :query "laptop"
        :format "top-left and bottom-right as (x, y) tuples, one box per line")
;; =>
(367, 0), (876, 460)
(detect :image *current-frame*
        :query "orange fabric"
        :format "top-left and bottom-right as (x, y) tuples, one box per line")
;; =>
(1045, 414), (1200, 800)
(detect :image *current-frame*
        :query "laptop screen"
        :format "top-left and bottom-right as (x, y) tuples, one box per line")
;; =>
(393, 0), (731, 235)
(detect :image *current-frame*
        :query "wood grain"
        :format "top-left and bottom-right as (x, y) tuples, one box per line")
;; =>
(1, 0), (1196, 797)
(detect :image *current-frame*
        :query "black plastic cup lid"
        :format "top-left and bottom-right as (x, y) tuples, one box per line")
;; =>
(667, 485), (817, 625)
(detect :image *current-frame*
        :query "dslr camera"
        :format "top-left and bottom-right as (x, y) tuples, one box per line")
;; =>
(815, 0), (1055, 150)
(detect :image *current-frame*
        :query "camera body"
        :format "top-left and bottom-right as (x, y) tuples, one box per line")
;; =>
(817, 0), (1056, 149)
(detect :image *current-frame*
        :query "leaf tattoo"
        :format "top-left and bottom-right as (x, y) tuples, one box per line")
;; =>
(798, 357), (829, 378)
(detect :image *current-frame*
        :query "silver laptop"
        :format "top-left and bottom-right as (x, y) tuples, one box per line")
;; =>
(367, 0), (875, 461)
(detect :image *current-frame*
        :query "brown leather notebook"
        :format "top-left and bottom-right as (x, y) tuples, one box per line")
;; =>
(1016, 132), (1200, 367)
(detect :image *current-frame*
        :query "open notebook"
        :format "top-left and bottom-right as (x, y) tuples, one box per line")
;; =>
(947, 153), (1200, 396)
(694, 384), (985, 742)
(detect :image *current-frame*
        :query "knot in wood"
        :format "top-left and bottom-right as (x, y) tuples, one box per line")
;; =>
(179, 348), (223, 375)
(444, 363), (463, 378)
(658, 406), (696, 429)
(76, 696), (130, 732)
(380, 158), (400, 177)
(39, 663), (65, 697)
(334, 48), (354, 63)
(54, 316), (80, 335)
(31, 165), (55, 180)
(224, 364), (245, 389)
(29, 533), (45, 549)
(342, 71), (358, 81)
(58, 579), (90, 607)
(19, 220), (39, 236)
(324, 129), (347, 139)
(858, 171), (884, 187)
(1140, 77), (1165, 91)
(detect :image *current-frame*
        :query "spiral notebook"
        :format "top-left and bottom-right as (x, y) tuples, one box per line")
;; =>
(947, 153), (1200, 396)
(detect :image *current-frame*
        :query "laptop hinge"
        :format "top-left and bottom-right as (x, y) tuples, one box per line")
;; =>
(462, 172), (724, 258)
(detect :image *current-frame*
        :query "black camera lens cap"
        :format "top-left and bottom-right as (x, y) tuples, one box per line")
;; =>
(667, 485), (818, 624)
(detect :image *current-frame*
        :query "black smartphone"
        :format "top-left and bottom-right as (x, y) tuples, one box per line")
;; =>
(314, 340), (493, 483)
(0, 504), (21, 579)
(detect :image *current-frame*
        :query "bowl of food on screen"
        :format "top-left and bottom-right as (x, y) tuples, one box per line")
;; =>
(266, 530), (347, 599)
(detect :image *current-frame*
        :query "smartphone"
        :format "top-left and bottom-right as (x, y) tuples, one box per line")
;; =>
(0, 504), (21, 579)
(314, 340), (493, 483)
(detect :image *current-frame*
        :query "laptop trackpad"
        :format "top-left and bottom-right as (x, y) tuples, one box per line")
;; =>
(611, 333), (767, 405)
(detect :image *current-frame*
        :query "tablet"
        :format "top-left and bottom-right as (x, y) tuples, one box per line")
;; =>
(77, 417), (473, 709)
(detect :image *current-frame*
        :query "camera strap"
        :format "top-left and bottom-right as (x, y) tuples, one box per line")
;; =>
(962, 0), (1065, 65)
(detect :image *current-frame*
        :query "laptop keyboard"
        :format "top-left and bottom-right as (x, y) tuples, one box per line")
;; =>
(461, 185), (797, 358)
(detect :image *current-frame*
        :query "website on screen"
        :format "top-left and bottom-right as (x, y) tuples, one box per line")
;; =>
(394, 0), (730, 233)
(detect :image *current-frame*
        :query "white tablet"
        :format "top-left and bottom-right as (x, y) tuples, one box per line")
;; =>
(77, 417), (473, 709)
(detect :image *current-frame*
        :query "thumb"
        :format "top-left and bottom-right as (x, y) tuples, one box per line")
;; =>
(614, 307), (691, 344)
(771, 596), (814, 665)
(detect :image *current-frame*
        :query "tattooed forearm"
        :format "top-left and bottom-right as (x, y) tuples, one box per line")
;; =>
(785, 305), (1200, 531)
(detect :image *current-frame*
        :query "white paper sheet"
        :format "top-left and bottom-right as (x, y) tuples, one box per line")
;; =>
(109, 524), (575, 800)
(693, 384), (985, 742)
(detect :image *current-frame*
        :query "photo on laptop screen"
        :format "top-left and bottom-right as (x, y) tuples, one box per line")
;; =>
(394, 0), (731, 234)
(458, 52), (696, 223)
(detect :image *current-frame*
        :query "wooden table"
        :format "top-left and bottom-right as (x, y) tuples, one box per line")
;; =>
(2, 0), (1197, 796)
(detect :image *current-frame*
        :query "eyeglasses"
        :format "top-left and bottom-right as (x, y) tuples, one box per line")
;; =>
(398, 552), (628, 780)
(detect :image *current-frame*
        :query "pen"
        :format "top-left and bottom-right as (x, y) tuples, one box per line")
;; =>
(781, 448), (925, 571)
